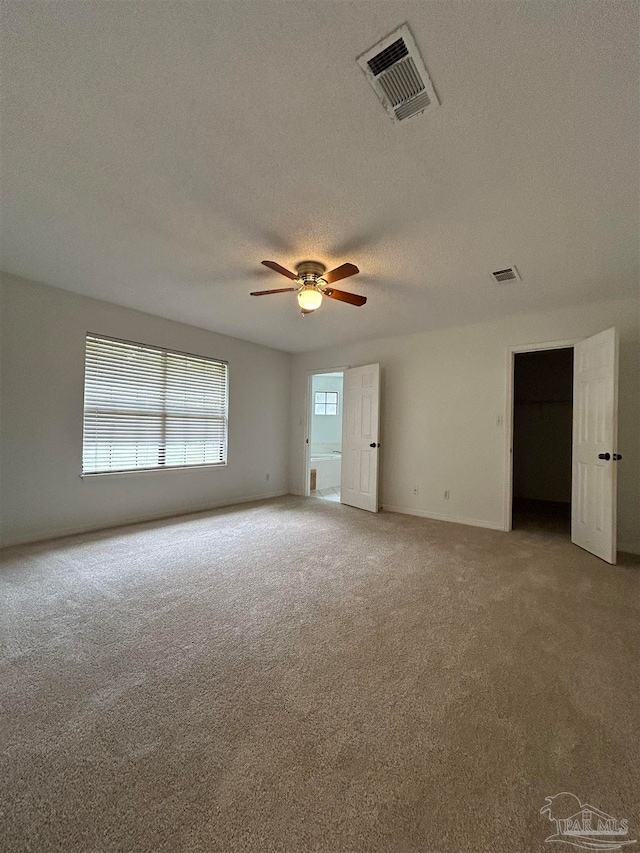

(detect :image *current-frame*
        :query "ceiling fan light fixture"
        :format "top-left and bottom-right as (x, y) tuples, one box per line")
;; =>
(297, 286), (323, 312)
(255, 260), (363, 309)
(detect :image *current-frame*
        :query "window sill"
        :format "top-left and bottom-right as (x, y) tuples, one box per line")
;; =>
(81, 463), (228, 480)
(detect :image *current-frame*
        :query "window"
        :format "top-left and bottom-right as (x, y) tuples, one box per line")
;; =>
(315, 391), (338, 416)
(82, 334), (228, 475)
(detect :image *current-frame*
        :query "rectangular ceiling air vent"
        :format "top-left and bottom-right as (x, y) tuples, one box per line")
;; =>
(491, 266), (522, 284)
(357, 24), (439, 124)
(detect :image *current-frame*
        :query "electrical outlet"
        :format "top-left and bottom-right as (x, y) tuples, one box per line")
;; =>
(412, 485), (419, 495)
(444, 490), (450, 500)
(265, 473), (270, 481)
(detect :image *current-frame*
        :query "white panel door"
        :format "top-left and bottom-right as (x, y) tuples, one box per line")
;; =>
(571, 328), (619, 563)
(341, 363), (381, 512)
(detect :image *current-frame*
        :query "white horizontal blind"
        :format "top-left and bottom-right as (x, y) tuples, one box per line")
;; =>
(83, 334), (228, 474)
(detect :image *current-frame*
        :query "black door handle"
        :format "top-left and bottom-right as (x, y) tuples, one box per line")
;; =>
(613, 453), (622, 461)
(598, 453), (611, 460)
(369, 443), (380, 448)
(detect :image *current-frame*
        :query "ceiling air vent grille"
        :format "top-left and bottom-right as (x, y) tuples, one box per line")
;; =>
(367, 38), (408, 76)
(394, 91), (432, 122)
(491, 266), (521, 284)
(357, 24), (439, 124)
(378, 57), (424, 107)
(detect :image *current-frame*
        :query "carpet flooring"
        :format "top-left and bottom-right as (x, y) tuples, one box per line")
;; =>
(1, 496), (639, 853)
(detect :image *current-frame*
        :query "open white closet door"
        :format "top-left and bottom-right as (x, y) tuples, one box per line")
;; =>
(571, 328), (619, 563)
(341, 363), (380, 512)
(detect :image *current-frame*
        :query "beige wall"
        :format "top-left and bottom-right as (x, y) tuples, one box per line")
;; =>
(3, 275), (637, 556)
(0, 274), (291, 546)
(290, 297), (640, 554)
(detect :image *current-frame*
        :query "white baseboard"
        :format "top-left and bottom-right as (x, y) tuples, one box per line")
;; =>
(382, 504), (505, 531)
(7, 494), (636, 555)
(1, 491), (290, 549)
(382, 504), (639, 554)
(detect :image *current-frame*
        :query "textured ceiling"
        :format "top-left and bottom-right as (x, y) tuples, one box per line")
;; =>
(1, 1), (638, 352)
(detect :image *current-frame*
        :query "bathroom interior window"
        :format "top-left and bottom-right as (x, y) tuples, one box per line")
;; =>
(314, 391), (338, 416)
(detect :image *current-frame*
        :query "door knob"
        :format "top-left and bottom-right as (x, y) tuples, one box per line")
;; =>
(598, 452), (611, 460)
(613, 453), (622, 460)
(369, 443), (380, 448)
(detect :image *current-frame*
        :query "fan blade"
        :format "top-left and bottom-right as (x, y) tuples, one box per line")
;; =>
(250, 288), (297, 296)
(261, 260), (299, 281)
(324, 288), (366, 307)
(322, 262), (359, 284)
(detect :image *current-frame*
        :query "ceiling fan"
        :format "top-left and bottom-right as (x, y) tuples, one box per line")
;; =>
(251, 260), (366, 314)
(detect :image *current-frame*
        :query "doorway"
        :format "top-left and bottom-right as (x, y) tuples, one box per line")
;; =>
(511, 347), (574, 535)
(304, 363), (382, 512)
(506, 328), (619, 563)
(308, 372), (344, 502)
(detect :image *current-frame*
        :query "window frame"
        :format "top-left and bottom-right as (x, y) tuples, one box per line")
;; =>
(314, 390), (339, 416)
(81, 332), (229, 477)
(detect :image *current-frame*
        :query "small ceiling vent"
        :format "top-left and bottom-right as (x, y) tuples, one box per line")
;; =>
(491, 266), (521, 284)
(357, 24), (439, 124)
